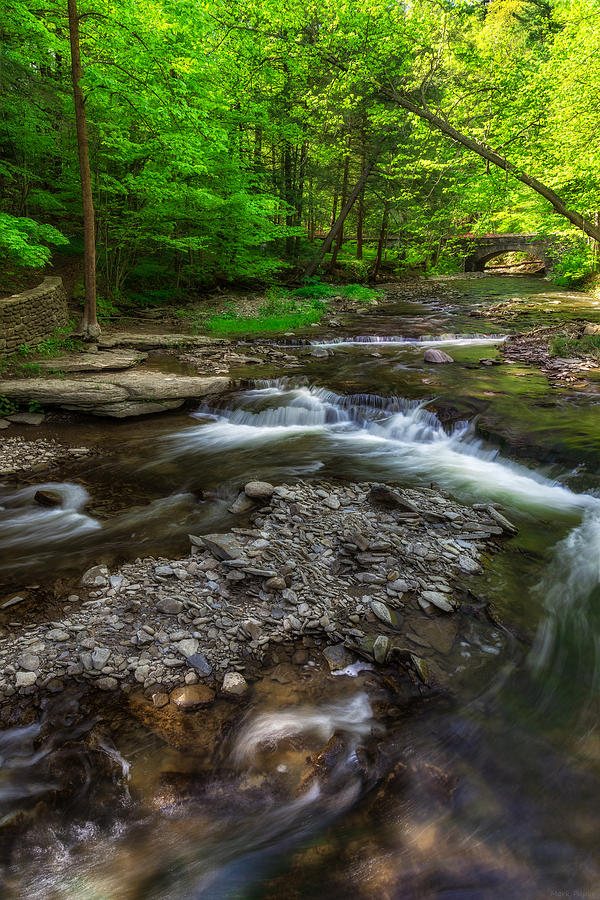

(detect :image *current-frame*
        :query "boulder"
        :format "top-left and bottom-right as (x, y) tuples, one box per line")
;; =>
(424, 348), (454, 364)
(7, 412), (44, 425)
(244, 480), (275, 500)
(34, 489), (63, 507)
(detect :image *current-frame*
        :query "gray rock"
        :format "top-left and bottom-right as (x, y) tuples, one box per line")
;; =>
(46, 629), (69, 641)
(0, 373), (230, 418)
(221, 672), (248, 695)
(187, 652), (212, 675)
(459, 555), (483, 574)
(228, 492), (257, 514)
(368, 484), (420, 514)
(421, 591), (454, 612)
(244, 481), (275, 500)
(155, 565), (174, 576)
(91, 648), (111, 670)
(424, 348), (454, 364)
(16, 671), (37, 687)
(134, 665), (150, 682)
(97, 677), (118, 691)
(264, 576), (286, 592)
(322, 644), (354, 672)
(311, 347), (330, 358)
(17, 653), (40, 671)
(158, 598), (183, 615)
(0, 418), (10, 429)
(371, 600), (393, 624)
(37, 349), (146, 373)
(81, 565), (109, 587)
(178, 638), (199, 658)
(198, 533), (244, 560)
(373, 635), (390, 664)
(7, 412), (44, 425)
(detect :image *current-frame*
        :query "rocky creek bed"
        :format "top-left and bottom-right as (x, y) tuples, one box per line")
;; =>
(0, 477), (516, 724)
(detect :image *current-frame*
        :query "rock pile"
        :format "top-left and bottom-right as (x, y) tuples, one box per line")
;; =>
(0, 480), (516, 711)
(0, 438), (93, 476)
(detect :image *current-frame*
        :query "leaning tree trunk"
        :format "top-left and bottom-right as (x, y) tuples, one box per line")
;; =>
(67, 0), (99, 338)
(387, 90), (600, 244)
(304, 154), (379, 278)
(328, 154), (350, 273)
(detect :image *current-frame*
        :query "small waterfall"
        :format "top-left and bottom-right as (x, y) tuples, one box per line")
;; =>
(311, 333), (507, 349)
(166, 379), (594, 517)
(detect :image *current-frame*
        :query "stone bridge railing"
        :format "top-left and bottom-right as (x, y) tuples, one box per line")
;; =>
(0, 276), (69, 357)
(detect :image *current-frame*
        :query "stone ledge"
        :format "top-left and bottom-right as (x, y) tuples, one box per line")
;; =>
(0, 373), (232, 417)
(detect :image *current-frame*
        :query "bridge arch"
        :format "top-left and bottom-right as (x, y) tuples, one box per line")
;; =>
(458, 233), (558, 273)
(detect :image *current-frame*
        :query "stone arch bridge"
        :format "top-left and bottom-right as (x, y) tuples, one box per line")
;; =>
(455, 233), (561, 273)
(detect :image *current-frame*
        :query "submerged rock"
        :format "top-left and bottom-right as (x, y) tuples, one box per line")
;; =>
(424, 348), (454, 364)
(373, 635), (390, 664)
(170, 684), (215, 710)
(323, 644), (354, 672)
(34, 489), (63, 507)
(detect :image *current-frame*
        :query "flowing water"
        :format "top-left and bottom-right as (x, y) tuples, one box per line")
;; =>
(2, 275), (600, 898)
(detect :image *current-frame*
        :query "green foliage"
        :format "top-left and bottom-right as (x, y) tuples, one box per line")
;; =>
(549, 333), (600, 359)
(338, 283), (378, 303)
(551, 243), (596, 288)
(0, 213), (68, 267)
(2, 0), (600, 292)
(0, 396), (18, 417)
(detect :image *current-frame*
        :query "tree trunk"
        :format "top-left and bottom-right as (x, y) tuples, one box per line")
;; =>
(304, 154), (378, 278)
(68, 0), (99, 338)
(372, 201), (390, 280)
(387, 91), (600, 244)
(294, 142), (308, 259)
(284, 142), (295, 257)
(356, 185), (365, 260)
(328, 154), (350, 273)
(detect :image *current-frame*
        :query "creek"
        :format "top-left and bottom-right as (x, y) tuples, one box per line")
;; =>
(1, 274), (600, 898)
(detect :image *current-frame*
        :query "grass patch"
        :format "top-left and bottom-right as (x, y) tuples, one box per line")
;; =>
(0, 324), (84, 376)
(180, 281), (379, 336)
(338, 283), (378, 302)
(549, 332), (600, 359)
(203, 286), (326, 335)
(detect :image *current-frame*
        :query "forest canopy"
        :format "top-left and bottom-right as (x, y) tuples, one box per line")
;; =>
(1, 0), (599, 303)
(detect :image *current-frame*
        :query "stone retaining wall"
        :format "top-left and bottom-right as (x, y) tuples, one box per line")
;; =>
(0, 276), (69, 357)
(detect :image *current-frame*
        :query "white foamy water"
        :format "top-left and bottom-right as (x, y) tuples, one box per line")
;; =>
(529, 510), (600, 688)
(230, 693), (374, 767)
(0, 482), (100, 555)
(166, 381), (596, 517)
(312, 333), (507, 349)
